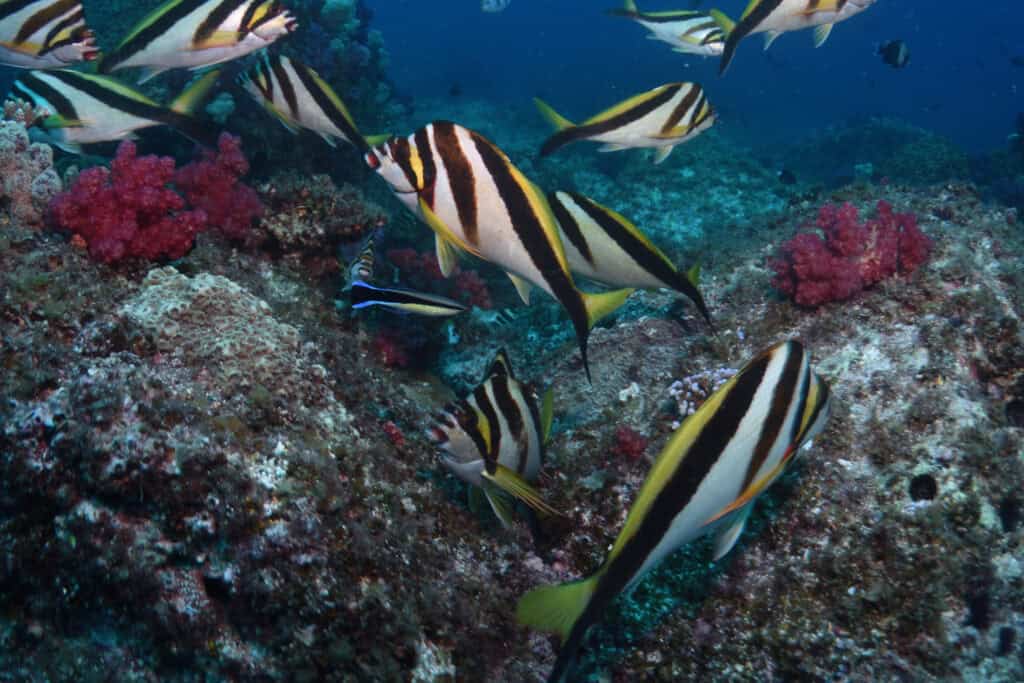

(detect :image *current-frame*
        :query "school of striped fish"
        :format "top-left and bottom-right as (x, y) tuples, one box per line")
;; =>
(0, 0), (878, 679)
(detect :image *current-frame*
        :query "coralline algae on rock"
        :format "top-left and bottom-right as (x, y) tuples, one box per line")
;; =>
(0, 120), (61, 227)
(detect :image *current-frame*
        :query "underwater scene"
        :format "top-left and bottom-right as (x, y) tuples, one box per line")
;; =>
(1, 0), (1023, 680)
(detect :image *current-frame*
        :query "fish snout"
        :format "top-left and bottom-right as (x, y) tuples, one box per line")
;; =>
(254, 11), (297, 40)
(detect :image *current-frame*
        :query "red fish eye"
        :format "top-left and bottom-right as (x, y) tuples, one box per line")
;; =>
(365, 152), (380, 170)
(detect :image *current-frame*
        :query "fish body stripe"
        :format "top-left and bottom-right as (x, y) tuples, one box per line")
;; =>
(490, 373), (528, 475)
(1, 0), (41, 19)
(100, 0), (209, 70)
(13, 0), (77, 43)
(469, 130), (589, 352)
(413, 127), (437, 207)
(473, 384), (503, 471)
(268, 53), (298, 118)
(194, 0), (249, 45)
(741, 344), (806, 491)
(431, 121), (478, 246)
(39, 8), (85, 54)
(236, 0), (259, 36)
(13, 70), (78, 119)
(41, 69), (165, 121)
(548, 191), (593, 265)
(286, 57), (366, 151)
(541, 84), (681, 156)
(661, 84), (702, 134)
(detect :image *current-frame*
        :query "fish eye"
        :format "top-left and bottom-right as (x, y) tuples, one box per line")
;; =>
(365, 152), (381, 169)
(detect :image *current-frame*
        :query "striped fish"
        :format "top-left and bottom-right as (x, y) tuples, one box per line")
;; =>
(238, 53), (367, 151)
(343, 231), (377, 292)
(97, 0), (297, 82)
(9, 68), (220, 152)
(535, 82), (715, 164)
(431, 348), (556, 527)
(719, 0), (877, 74)
(517, 340), (832, 682)
(349, 280), (467, 317)
(365, 121), (634, 381)
(0, 0), (97, 68)
(608, 0), (731, 57)
(548, 190), (712, 325)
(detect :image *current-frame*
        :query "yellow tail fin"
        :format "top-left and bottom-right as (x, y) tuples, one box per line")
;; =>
(533, 97), (575, 132)
(582, 288), (634, 329)
(517, 576), (599, 641)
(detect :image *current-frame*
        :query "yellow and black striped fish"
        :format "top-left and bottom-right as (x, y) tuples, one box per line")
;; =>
(98, 0), (297, 82)
(548, 190), (712, 325)
(0, 0), (97, 69)
(719, 0), (877, 74)
(10, 68), (219, 152)
(608, 0), (732, 57)
(431, 348), (556, 527)
(535, 82), (715, 164)
(238, 53), (367, 151)
(365, 121), (634, 381)
(518, 340), (832, 682)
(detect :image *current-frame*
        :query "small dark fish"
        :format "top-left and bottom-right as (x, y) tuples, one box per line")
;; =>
(878, 40), (909, 69)
(1010, 56), (1024, 68)
(449, 83), (462, 97)
(778, 169), (797, 185)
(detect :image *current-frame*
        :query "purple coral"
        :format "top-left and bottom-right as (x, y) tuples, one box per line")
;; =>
(0, 120), (62, 227)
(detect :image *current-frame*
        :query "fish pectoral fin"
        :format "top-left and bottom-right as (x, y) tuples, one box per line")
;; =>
(467, 484), (489, 517)
(711, 507), (752, 561)
(517, 574), (599, 641)
(812, 23), (833, 48)
(508, 273), (532, 304)
(482, 486), (517, 528)
(763, 31), (781, 50)
(435, 233), (460, 278)
(597, 143), (629, 153)
(42, 114), (86, 129)
(417, 197), (477, 258)
(652, 146), (675, 164)
(582, 288), (634, 328)
(482, 464), (560, 518)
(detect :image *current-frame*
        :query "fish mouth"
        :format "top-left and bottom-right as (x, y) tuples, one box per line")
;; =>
(253, 11), (297, 40)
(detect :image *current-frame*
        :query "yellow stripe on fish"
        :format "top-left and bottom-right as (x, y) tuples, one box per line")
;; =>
(719, 0), (877, 74)
(0, 0), (97, 68)
(535, 82), (715, 164)
(517, 340), (832, 682)
(97, 0), (297, 83)
(365, 121), (634, 381)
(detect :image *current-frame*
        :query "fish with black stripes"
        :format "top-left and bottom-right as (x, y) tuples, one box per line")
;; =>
(97, 0), (297, 83)
(238, 52), (368, 151)
(9, 68), (220, 152)
(548, 190), (712, 324)
(0, 0), (98, 68)
(342, 230), (378, 292)
(608, 0), (733, 57)
(535, 82), (715, 164)
(365, 121), (634, 381)
(719, 0), (877, 75)
(517, 340), (832, 682)
(431, 348), (557, 527)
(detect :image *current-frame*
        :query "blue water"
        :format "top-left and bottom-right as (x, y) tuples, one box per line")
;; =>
(370, 0), (1023, 152)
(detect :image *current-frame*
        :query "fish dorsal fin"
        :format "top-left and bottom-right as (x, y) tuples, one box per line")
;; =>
(508, 273), (532, 304)
(417, 196), (478, 257)
(540, 387), (554, 443)
(763, 30), (781, 50)
(653, 146), (674, 164)
(812, 23), (833, 48)
(482, 464), (560, 518)
(533, 97), (575, 131)
(711, 507), (751, 561)
(435, 233), (460, 278)
(170, 69), (220, 115)
(487, 348), (514, 379)
(709, 8), (735, 34)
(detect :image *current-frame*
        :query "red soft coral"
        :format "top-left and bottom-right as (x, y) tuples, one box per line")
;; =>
(771, 200), (932, 307)
(174, 133), (262, 240)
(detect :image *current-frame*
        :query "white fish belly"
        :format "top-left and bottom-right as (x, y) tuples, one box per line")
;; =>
(754, 0), (875, 34)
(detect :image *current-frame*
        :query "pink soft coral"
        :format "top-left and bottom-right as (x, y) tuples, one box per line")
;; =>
(770, 200), (932, 307)
(174, 133), (262, 241)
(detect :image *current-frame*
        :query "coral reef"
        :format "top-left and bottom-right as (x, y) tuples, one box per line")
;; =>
(173, 133), (262, 241)
(0, 120), (62, 227)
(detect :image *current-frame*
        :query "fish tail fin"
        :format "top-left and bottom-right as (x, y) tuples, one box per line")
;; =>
(170, 69), (221, 115)
(607, 0), (639, 17)
(534, 97), (574, 132)
(570, 288), (633, 382)
(709, 8), (735, 35)
(719, 30), (742, 75)
(517, 576), (601, 682)
(671, 262), (713, 326)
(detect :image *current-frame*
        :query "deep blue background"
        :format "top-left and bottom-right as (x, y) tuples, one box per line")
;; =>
(368, 1), (1023, 153)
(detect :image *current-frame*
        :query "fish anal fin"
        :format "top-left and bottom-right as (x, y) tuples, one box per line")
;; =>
(711, 507), (751, 561)
(812, 23), (833, 48)
(482, 464), (559, 518)
(516, 575), (599, 641)
(483, 487), (516, 528)
(467, 484), (488, 517)
(763, 30), (781, 50)
(435, 233), (460, 277)
(653, 145), (675, 164)
(598, 143), (629, 153)
(135, 66), (166, 85)
(508, 273), (532, 304)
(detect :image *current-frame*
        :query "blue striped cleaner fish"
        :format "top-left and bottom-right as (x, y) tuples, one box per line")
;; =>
(719, 0), (877, 74)
(238, 52), (368, 152)
(97, 0), (297, 83)
(608, 0), (732, 57)
(349, 281), (467, 317)
(431, 348), (557, 527)
(9, 68), (220, 152)
(364, 121), (634, 381)
(535, 82), (715, 164)
(517, 340), (832, 682)
(0, 0), (97, 68)
(548, 190), (712, 325)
